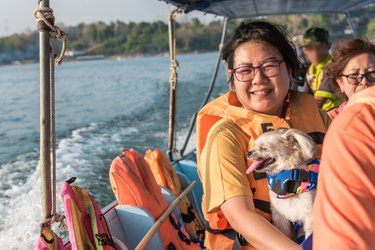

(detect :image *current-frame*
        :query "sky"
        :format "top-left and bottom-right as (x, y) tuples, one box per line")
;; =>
(0, 0), (220, 37)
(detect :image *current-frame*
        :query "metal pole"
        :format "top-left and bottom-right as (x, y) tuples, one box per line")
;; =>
(346, 12), (359, 38)
(167, 9), (179, 161)
(38, 0), (52, 224)
(180, 18), (228, 156)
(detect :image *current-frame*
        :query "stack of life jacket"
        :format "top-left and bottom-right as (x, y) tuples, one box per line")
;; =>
(144, 149), (205, 246)
(109, 149), (201, 250)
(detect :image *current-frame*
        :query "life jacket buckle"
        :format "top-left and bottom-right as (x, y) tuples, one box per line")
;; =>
(291, 169), (311, 182)
(95, 233), (115, 247)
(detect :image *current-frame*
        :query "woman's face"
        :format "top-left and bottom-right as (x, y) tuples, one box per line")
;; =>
(337, 52), (375, 98)
(229, 41), (291, 116)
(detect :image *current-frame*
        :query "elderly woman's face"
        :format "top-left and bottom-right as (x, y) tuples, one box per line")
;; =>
(337, 52), (375, 98)
(230, 41), (290, 116)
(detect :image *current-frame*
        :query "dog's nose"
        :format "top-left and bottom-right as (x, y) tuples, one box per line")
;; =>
(247, 151), (253, 159)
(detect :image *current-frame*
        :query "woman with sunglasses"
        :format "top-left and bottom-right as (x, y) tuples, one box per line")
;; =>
(312, 38), (375, 249)
(325, 38), (375, 119)
(196, 21), (330, 249)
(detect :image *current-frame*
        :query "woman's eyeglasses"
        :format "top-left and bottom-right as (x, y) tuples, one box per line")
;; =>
(231, 60), (284, 82)
(341, 71), (375, 85)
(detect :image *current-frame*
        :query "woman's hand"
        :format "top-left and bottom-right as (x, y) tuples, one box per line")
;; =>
(221, 195), (301, 250)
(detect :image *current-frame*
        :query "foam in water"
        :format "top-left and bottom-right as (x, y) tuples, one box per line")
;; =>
(0, 122), (140, 249)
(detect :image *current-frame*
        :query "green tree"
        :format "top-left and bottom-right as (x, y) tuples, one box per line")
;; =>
(366, 18), (375, 39)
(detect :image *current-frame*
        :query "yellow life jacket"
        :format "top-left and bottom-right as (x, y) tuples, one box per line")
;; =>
(308, 54), (331, 92)
(196, 91), (328, 233)
(307, 54), (342, 111)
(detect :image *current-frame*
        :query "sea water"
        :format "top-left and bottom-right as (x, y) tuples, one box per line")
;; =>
(0, 52), (228, 249)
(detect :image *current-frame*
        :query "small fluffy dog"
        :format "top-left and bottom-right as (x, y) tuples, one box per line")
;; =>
(246, 128), (317, 238)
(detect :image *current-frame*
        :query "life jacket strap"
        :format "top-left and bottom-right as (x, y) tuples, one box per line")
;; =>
(253, 172), (267, 180)
(250, 188), (271, 214)
(169, 214), (192, 245)
(204, 220), (248, 250)
(253, 199), (271, 214)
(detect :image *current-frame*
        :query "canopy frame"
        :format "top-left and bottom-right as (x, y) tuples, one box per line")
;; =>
(160, 0), (375, 19)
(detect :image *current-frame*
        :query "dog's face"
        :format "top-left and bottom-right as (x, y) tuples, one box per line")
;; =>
(246, 128), (316, 175)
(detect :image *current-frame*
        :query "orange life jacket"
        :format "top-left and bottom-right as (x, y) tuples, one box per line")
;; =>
(144, 149), (205, 243)
(197, 91), (327, 164)
(109, 149), (200, 250)
(196, 91), (327, 244)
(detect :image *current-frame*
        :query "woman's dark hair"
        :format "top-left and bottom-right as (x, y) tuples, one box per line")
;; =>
(325, 38), (375, 94)
(222, 21), (300, 88)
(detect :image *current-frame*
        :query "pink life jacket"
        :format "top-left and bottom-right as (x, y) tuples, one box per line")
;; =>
(61, 177), (115, 250)
(34, 227), (68, 250)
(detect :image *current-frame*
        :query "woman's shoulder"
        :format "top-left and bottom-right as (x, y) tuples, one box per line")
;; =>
(207, 118), (249, 146)
(209, 118), (245, 135)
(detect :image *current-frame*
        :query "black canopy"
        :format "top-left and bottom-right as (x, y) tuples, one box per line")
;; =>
(160, 0), (375, 18)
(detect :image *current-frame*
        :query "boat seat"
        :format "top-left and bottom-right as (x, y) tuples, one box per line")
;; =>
(103, 201), (128, 250)
(115, 205), (164, 250)
(173, 159), (203, 218)
(108, 188), (186, 250)
(161, 186), (185, 228)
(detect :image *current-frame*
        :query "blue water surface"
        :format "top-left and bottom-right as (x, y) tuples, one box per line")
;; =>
(0, 53), (228, 248)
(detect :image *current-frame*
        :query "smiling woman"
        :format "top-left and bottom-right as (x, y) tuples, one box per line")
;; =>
(222, 21), (300, 116)
(230, 42), (290, 116)
(196, 21), (331, 250)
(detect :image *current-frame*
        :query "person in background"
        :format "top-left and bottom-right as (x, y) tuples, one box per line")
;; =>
(313, 85), (375, 249)
(324, 38), (375, 119)
(301, 27), (342, 111)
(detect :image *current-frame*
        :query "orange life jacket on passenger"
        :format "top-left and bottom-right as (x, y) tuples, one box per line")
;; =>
(109, 149), (200, 250)
(144, 149), (205, 243)
(196, 91), (327, 240)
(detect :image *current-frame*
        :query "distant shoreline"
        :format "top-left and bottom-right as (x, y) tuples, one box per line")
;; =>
(0, 50), (215, 67)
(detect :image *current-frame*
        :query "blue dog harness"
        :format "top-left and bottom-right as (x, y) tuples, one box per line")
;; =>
(267, 159), (320, 199)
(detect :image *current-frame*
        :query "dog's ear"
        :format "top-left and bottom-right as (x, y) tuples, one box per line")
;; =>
(284, 129), (316, 160)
